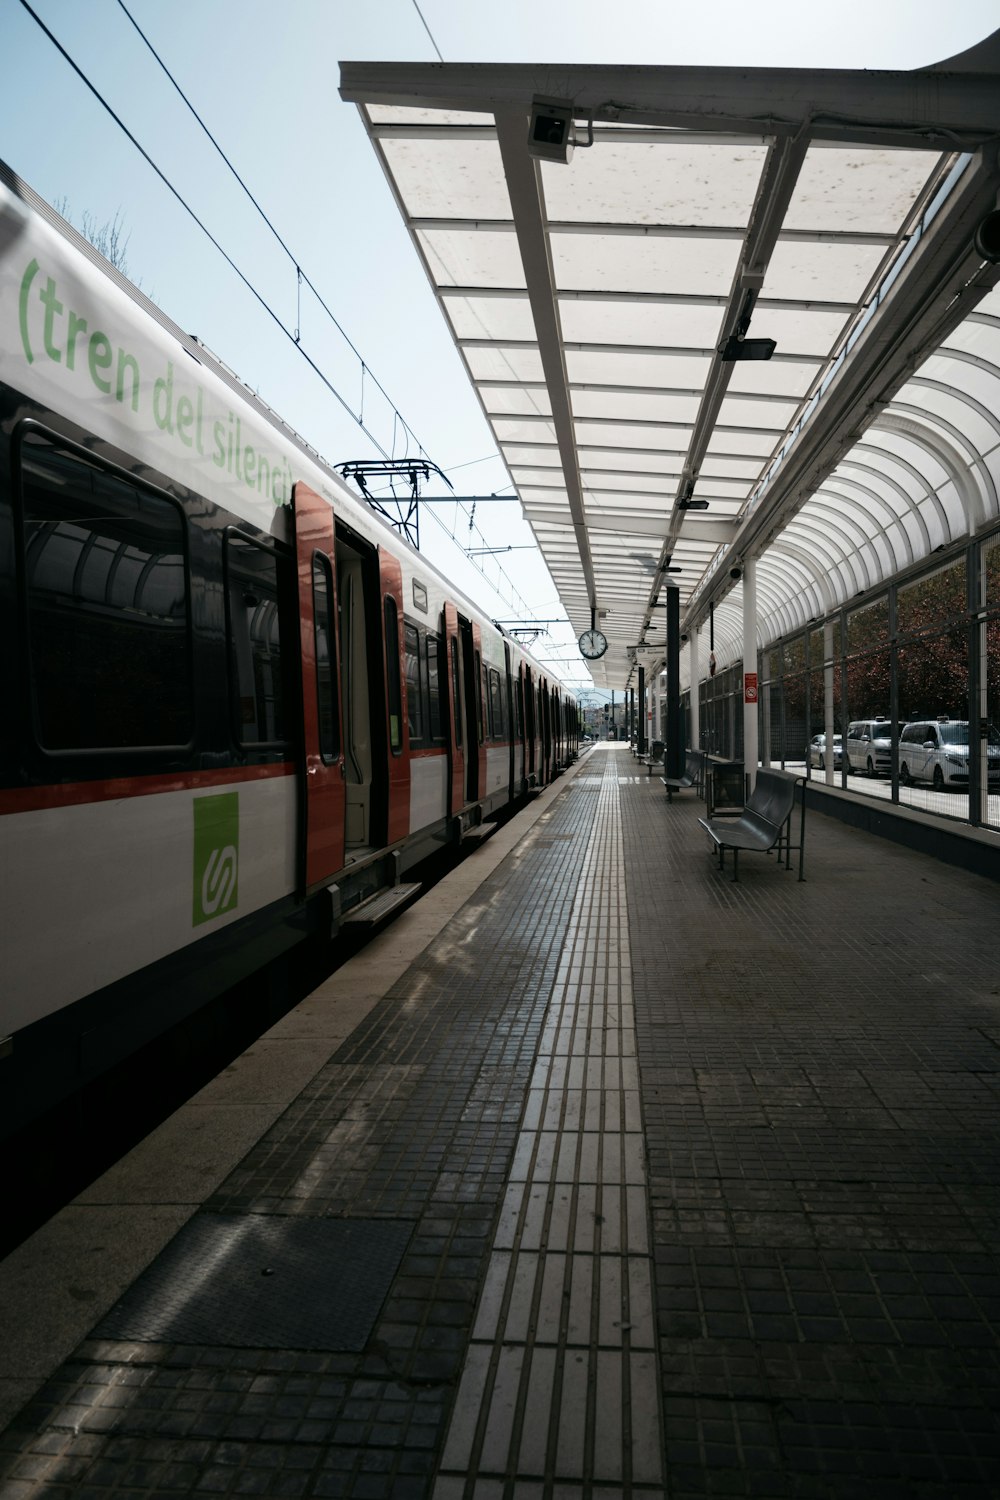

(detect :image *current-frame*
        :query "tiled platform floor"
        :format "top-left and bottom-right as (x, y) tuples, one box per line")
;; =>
(2, 745), (1000, 1498)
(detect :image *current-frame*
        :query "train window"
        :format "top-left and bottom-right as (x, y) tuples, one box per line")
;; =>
(19, 429), (192, 751)
(412, 579), (428, 613)
(384, 595), (402, 754)
(311, 552), (339, 760)
(476, 653), (485, 744)
(427, 631), (444, 743)
(226, 534), (288, 747)
(404, 622), (423, 745)
(451, 639), (462, 748)
(488, 667), (505, 740)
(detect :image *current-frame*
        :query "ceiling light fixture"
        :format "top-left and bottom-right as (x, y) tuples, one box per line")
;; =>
(719, 287), (776, 362)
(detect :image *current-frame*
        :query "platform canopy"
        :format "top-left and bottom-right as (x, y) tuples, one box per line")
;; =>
(341, 37), (1000, 689)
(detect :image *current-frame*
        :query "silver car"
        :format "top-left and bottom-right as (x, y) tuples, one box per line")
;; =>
(807, 733), (843, 770)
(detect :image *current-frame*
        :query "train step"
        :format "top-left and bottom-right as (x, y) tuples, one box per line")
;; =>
(343, 883), (421, 925)
(462, 821), (497, 844)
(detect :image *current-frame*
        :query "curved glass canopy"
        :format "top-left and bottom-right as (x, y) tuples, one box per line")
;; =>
(340, 45), (1000, 689)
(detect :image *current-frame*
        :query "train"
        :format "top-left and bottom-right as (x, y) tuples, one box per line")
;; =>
(0, 160), (579, 1142)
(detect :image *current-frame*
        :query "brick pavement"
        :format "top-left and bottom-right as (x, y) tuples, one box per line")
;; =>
(1, 746), (999, 1498)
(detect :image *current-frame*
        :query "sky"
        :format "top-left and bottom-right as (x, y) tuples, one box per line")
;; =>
(2, 0), (997, 702)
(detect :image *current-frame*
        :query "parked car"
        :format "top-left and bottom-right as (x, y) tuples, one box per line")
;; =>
(807, 733), (844, 770)
(898, 718), (1000, 790)
(846, 717), (895, 777)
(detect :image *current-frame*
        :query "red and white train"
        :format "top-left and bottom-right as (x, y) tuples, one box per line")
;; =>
(0, 161), (578, 1139)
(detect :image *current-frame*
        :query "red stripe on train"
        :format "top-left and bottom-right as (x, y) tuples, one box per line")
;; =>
(0, 762), (295, 815)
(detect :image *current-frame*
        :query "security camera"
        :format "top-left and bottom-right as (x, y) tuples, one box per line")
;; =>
(680, 632), (688, 643)
(527, 97), (576, 164)
(730, 566), (743, 580)
(974, 208), (1000, 264)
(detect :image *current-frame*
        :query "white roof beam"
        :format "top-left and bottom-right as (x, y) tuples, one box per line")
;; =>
(342, 58), (1000, 149)
(493, 108), (597, 608)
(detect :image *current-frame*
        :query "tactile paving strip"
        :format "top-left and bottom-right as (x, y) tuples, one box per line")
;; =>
(94, 1214), (412, 1351)
(433, 756), (665, 1495)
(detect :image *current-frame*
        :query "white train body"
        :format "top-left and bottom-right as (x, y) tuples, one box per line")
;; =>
(0, 164), (577, 1135)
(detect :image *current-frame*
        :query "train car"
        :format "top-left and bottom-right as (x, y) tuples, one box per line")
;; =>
(0, 161), (579, 1141)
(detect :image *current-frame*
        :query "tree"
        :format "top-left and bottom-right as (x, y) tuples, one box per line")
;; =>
(52, 197), (143, 289)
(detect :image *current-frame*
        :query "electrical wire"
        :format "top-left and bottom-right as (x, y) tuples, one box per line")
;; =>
(411, 0), (444, 61)
(113, 0), (429, 461)
(17, 0), (398, 460)
(19, 0), (557, 645)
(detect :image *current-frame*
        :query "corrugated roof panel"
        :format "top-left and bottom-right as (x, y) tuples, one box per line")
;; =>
(540, 139), (769, 224)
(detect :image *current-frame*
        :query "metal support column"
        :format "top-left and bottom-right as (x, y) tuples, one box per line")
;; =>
(742, 558), (759, 791)
(637, 668), (646, 756)
(666, 586), (682, 780)
(689, 627), (700, 751)
(824, 618), (835, 787)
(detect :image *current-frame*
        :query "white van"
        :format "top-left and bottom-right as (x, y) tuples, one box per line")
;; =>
(898, 718), (1000, 790)
(845, 718), (895, 777)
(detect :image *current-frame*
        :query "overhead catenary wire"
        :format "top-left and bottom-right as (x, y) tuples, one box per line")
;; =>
(16, 0), (395, 460)
(18, 0), (555, 640)
(108, 0), (539, 622)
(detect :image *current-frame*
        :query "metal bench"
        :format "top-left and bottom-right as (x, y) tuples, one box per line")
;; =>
(698, 768), (805, 882)
(662, 748), (704, 802)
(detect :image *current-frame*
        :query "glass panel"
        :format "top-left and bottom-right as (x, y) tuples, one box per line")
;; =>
(489, 668), (505, 739)
(572, 389), (701, 423)
(465, 346), (545, 382)
(846, 647), (892, 729)
(384, 596), (402, 754)
(762, 239), (888, 303)
(985, 538), (1000, 830)
(427, 632), (444, 743)
(560, 299), (725, 347)
(726, 359), (820, 398)
(381, 137), (511, 219)
(783, 673), (808, 766)
(782, 147), (942, 234)
(565, 349), (711, 388)
(846, 595), (890, 652)
(575, 420), (692, 451)
(542, 140), (768, 225)
(312, 553), (339, 761)
(21, 432), (191, 751)
(985, 532), (1000, 608)
(444, 294), (537, 342)
(228, 536), (287, 747)
(451, 640), (462, 748)
(715, 395), (799, 428)
(367, 105), (495, 125)
(706, 429), (779, 457)
(499, 444), (559, 468)
(550, 231), (741, 296)
(416, 228), (526, 288)
(897, 559), (966, 638)
(404, 623), (423, 745)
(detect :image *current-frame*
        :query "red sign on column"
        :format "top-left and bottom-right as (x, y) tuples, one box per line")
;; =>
(744, 672), (758, 703)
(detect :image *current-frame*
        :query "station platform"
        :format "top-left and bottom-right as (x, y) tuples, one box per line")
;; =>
(2, 743), (1000, 1499)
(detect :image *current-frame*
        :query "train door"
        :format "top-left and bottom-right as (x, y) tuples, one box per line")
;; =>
(542, 682), (551, 783)
(293, 482), (346, 890)
(524, 667), (536, 782)
(458, 615), (481, 803)
(505, 644), (515, 798)
(379, 551), (410, 844)
(443, 603), (465, 814)
(336, 525), (387, 858)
